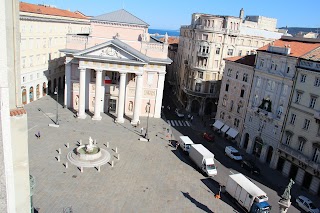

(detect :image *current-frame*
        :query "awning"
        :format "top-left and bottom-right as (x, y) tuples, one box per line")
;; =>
(221, 125), (230, 133)
(212, 120), (224, 130)
(226, 128), (239, 138)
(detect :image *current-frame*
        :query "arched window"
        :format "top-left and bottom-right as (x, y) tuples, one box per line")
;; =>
(22, 89), (27, 105)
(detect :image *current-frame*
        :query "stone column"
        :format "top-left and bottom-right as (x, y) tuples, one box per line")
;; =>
(100, 71), (106, 112)
(131, 74), (143, 124)
(154, 73), (165, 118)
(77, 68), (87, 119)
(64, 60), (71, 108)
(116, 72), (126, 123)
(92, 70), (103, 120)
(259, 145), (269, 163)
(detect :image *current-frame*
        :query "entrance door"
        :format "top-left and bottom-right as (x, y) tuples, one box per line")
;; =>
(36, 84), (40, 99)
(109, 99), (116, 113)
(302, 172), (312, 189)
(266, 146), (273, 164)
(29, 87), (34, 102)
(191, 100), (200, 113)
(22, 89), (27, 105)
(243, 133), (249, 149)
(43, 82), (47, 96)
(277, 157), (285, 171)
(289, 164), (299, 180)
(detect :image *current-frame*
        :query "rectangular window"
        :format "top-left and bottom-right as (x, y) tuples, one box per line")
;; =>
(216, 47), (220, 54)
(22, 76), (25, 82)
(290, 114), (296, 124)
(29, 38), (34, 49)
(202, 34), (208, 40)
(260, 59), (264, 68)
(303, 119), (310, 130)
(298, 141), (305, 152)
(198, 71), (203, 79)
(240, 89), (245, 98)
(243, 73), (248, 82)
(300, 74), (306, 82)
(227, 69), (232, 77)
(22, 57), (26, 68)
(238, 50), (242, 56)
(295, 92), (302, 103)
(195, 83), (201, 92)
(209, 83), (215, 93)
(225, 84), (229, 92)
(285, 134), (291, 145)
(309, 97), (317, 108)
(29, 55), (33, 67)
(312, 148), (320, 163)
(214, 60), (219, 68)
(314, 77), (320, 87)
(227, 49), (233, 56)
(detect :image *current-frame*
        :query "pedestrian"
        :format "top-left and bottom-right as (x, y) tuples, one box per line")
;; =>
(137, 120), (140, 128)
(140, 127), (144, 134)
(176, 141), (179, 149)
(190, 116), (193, 123)
(37, 131), (41, 139)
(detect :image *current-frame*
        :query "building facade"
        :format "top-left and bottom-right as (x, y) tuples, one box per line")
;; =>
(242, 37), (320, 170)
(61, 9), (171, 123)
(214, 55), (255, 144)
(278, 47), (320, 196)
(175, 8), (285, 116)
(19, 2), (90, 104)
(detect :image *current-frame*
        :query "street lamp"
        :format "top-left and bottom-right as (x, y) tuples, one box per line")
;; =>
(54, 87), (59, 125)
(145, 100), (151, 141)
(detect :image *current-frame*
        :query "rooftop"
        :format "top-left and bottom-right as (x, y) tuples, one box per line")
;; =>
(258, 37), (320, 57)
(20, 2), (87, 19)
(224, 55), (256, 66)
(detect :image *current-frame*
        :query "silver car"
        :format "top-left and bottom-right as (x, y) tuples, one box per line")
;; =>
(296, 195), (319, 213)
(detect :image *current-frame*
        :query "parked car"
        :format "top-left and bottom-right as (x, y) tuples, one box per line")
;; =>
(175, 109), (184, 118)
(296, 195), (319, 213)
(241, 159), (260, 175)
(203, 132), (214, 142)
(225, 146), (242, 161)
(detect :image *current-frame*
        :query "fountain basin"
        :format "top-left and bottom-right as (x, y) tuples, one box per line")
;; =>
(76, 145), (101, 161)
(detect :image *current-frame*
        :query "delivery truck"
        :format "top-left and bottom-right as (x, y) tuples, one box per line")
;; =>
(189, 144), (217, 177)
(225, 173), (272, 213)
(179, 136), (194, 153)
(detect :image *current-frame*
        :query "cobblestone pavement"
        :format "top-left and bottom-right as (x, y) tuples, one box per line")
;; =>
(25, 95), (237, 213)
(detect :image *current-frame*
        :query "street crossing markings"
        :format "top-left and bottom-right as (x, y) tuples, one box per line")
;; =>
(166, 120), (191, 127)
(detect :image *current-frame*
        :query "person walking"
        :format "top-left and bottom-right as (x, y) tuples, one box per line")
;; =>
(176, 141), (179, 150)
(140, 127), (144, 134)
(37, 131), (41, 139)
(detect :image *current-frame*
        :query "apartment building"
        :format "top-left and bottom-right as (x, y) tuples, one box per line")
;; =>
(278, 46), (320, 196)
(174, 8), (285, 116)
(19, 2), (90, 105)
(242, 37), (320, 171)
(214, 55), (255, 144)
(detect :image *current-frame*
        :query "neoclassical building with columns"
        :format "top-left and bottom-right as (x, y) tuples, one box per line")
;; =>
(61, 9), (171, 123)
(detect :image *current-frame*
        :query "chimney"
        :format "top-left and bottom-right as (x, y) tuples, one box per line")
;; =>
(239, 8), (244, 20)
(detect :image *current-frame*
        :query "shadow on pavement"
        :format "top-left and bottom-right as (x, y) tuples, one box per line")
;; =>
(200, 178), (244, 213)
(181, 191), (214, 213)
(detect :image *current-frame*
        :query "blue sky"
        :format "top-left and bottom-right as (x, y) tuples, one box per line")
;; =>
(24, 0), (320, 30)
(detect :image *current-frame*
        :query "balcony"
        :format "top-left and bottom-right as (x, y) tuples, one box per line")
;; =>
(182, 87), (218, 98)
(278, 144), (320, 170)
(314, 110), (320, 123)
(227, 29), (240, 36)
(197, 51), (210, 57)
(195, 25), (226, 33)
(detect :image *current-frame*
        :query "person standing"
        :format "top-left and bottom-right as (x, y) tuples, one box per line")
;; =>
(38, 131), (41, 139)
(140, 127), (144, 134)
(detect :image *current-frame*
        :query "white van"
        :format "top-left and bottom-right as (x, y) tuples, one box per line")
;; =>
(179, 136), (194, 153)
(225, 146), (242, 161)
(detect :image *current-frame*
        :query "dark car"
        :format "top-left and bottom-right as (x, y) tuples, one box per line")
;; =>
(241, 159), (260, 175)
(203, 132), (214, 142)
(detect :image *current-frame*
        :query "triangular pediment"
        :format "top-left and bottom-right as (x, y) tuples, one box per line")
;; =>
(73, 39), (149, 64)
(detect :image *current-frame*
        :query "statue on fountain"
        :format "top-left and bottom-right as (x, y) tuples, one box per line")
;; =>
(86, 137), (94, 153)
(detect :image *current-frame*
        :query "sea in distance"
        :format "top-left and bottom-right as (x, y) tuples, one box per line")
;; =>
(148, 28), (180, 38)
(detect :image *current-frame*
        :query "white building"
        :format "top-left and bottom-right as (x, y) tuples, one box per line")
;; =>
(175, 8), (286, 116)
(19, 2), (90, 104)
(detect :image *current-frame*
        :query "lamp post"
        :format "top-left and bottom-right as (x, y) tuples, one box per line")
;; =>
(54, 87), (59, 125)
(145, 100), (151, 141)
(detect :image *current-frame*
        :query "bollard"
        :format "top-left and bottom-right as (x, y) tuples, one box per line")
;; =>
(111, 161), (114, 167)
(67, 143), (69, 148)
(80, 167), (83, 173)
(98, 166), (100, 172)
(58, 148), (61, 154)
(115, 147), (118, 153)
(65, 162), (68, 169)
(107, 142), (109, 148)
(57, 155), (60, 162)
(118, 154), (120, 160)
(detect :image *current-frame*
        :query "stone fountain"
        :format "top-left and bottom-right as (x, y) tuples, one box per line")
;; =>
(67, 137), (110, 169)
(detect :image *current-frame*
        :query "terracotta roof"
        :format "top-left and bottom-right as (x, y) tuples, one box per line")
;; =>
(258, 38), (320, 57)
(10, 108), (27, 117)
(224, 55), (256, 66)
(159, 37), (179, 44)
(20, 2), (87, 19)
(301, 47), (320, 61)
